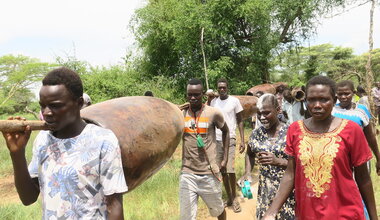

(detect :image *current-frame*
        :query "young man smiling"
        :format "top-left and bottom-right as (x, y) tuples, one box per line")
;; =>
(2, 67), (127, 219)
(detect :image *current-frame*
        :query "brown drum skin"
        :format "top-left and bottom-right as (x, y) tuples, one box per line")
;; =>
(245, 82), (287, 96)
(81, 97), (184, 192)
(232, 95), (258, 120)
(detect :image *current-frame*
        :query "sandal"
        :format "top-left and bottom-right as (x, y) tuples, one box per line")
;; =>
(232, 198), (241, 213)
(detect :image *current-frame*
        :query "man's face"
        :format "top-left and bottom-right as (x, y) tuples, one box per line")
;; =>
(336, 86), (354, 108)
(187, 84), (203, 108)
(306, 85), (335, 121)
(283, 89), (292, 102)
(39, 85), (82, 131)
(217, 82), (228, 98)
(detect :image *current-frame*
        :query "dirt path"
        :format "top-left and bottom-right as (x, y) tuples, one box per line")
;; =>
(203, 176), (259, 220)
(0, 175), (19, 205)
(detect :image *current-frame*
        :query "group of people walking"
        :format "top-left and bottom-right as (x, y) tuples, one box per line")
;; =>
(181, 76), (379, 220)
(1, 66), (379, 220)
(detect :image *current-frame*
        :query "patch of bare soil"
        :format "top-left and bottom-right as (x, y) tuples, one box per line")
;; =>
(0, 175), (19, 205)
(200, 175), (259, 220)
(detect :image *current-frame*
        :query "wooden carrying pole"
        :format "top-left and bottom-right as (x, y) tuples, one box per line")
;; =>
(0, 120), (48, 132)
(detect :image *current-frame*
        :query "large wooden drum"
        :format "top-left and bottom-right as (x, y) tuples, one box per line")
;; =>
(233, 95), (258, 120)
(81, 97), (184, 192)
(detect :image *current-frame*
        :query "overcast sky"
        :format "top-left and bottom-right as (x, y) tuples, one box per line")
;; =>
(1, 0), (379, 66)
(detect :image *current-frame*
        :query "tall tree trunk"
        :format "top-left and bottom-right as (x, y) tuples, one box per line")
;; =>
(365, 0), (376, 122)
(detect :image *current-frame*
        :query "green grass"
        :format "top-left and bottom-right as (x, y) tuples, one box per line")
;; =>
(123, 158), (181, 220)
(371, 125), (380, 215)
(0, 113), (39, 120)
(371, 159), (380, 215)
(0, 131), (37, 177)
(0, 202), (42, 220)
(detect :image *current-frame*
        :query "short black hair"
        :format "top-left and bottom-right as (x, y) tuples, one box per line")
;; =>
(337, 80), (355, 91)
(356, 85), (366, 94)
(42, 67), (83, 99)
(306, 75), (336, 98)
(276, 84), (286, 93)
(217, 78), (228, 86)
(144, 91), (154, 96)
(188, 78), (203, 87)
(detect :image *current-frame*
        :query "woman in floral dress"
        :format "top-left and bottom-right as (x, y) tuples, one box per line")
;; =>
(240, 93), (295, 219)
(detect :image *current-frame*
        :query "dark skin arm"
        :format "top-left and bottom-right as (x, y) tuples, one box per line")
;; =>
(205, 93), (215, 106)
(2, 117), (40, 205)
(262, 157), (295, 220)
(106, 193), (124, 220)
(219, 122), (230, 173)
(354, 163), (378, 220)
(239, 139), (289, 183)
(239, 144), (255, 183)
(363, 123), (380, 175)
(236, 111), (245, 153)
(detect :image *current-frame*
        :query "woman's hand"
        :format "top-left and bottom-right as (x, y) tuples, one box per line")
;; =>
(257, 151), (287, 167)
(257, 151), (279, 165)
(237, 173), (253, 187)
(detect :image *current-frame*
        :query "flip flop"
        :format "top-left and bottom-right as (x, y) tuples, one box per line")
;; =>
(232, 198), (241, 213)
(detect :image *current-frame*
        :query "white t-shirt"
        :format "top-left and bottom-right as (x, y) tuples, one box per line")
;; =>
(29, 124), (128, 220)
(282, 100), (306, 124)
(211, 96), (243, 141)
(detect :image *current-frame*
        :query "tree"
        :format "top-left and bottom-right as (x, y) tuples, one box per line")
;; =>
(365, 0), (376, 120)
(0, 55), (55, 114)
(270, 44), (355, 85)
(270, 44), (380, 87)
(132, 0), (350, 94)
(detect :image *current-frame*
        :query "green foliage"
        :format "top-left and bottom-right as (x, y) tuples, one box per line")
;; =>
(270, 44), (365, 85)
(56, 54), (90, 75)
(81, 65), (185, 105)
(132, 0), (348, 94)
(270, 44), (380, 87)
(0, 55), (56, 114)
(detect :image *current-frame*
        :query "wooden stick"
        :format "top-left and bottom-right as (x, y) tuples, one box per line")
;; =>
(0, 120), (49, 132)
(200, 27), (209, 90)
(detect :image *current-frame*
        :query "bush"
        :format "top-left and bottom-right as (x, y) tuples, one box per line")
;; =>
(81, 65), (185, 105)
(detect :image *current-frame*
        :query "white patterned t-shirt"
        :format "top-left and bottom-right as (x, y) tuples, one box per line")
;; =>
(28, 124), (128, 220)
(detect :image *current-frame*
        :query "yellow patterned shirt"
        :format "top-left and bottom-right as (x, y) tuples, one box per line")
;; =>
(284, 119), (372, 219)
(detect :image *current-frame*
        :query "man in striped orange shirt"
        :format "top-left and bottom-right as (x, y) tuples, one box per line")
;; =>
(179, 78), (230, 220)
